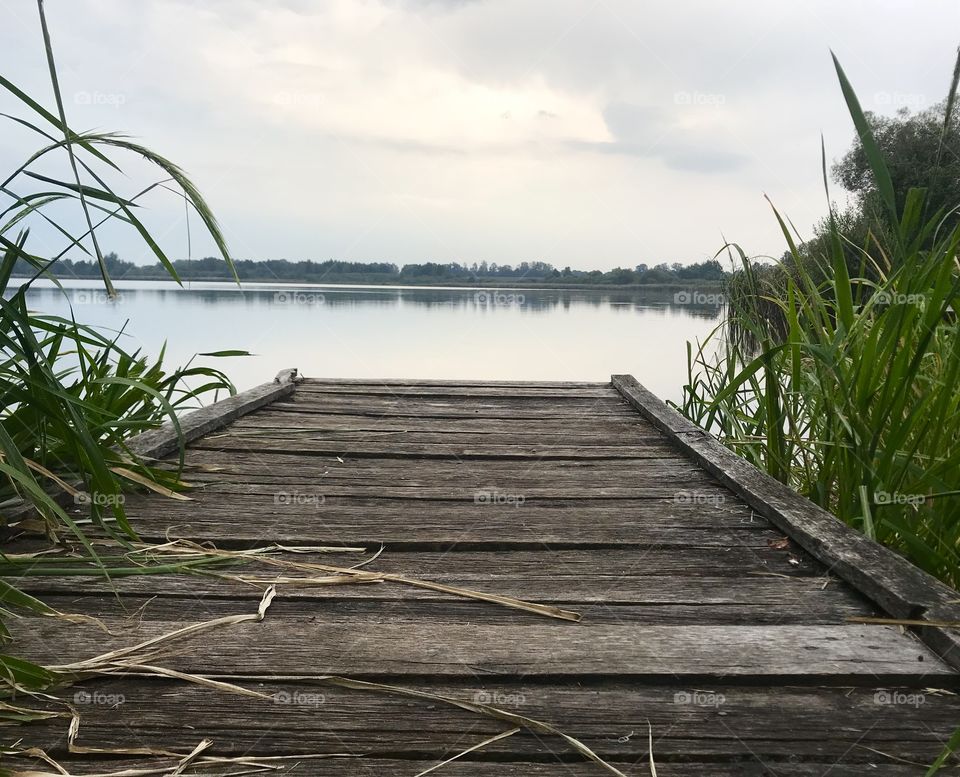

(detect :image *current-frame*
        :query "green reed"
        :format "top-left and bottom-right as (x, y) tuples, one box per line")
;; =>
(682, 53), (960, 588)
(0, 0), (245, 698)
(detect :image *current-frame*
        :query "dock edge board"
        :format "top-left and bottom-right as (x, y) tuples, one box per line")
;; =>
(0, 367), (301, 528)
(611, 373), (960, 671)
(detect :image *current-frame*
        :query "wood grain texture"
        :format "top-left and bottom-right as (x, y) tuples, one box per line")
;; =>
(267, 396), (637, 420)
(19, 679), (960, 763)
(14, 617), (949, 678)
(189, 437), (682, 459)
(8, 376), (958, 775)
(230, 411), (661, 435)
(178, 450), (710, 479)
(295, 383), (617, 398)
(24, 592), (875, 626)
(0, 760), (938, 777)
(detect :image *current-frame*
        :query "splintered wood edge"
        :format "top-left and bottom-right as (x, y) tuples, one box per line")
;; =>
(611, 373), (960, 671)
(1, 368), (301, 527)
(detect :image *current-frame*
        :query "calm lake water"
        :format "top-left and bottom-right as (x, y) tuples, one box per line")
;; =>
(22, 280), (724, 403)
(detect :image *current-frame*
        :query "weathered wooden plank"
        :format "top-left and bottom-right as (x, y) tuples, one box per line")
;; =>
(14, 618), (949, 678)
(125, 368), (301, 460)
(18, 679), (960, 762)
(182, 462), (705, 487)
(230, 412), (663, 437)
(160, 482), (735, 504)
(21, 540), (860, 612)
(117, 491), (760, 522)
(612, 374), (960, 670)
(199, 426), (668, 445)
(181, 452), (702, 475)
(919, 602), (960, 677)
(52, 546), (816, 581)
(26, 590), (871, 625)
(282, 395), (629, 410)
(116, 505), (777, 548)
(177, 468), (720, 494)
(189, 437), (681, 459)
(243, 545), (824, 578)
(300, 378), (612, 388)
(121, 489), (755, 515)
(99, 520), (790, 549)
(177, 451), (711, 481)
(295, 384), (617, 398)
(267, 399), (634, 420)
(0, 759), (934, 777)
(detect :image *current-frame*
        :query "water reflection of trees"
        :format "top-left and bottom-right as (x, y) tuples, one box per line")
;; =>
(25, 284), (724, 320)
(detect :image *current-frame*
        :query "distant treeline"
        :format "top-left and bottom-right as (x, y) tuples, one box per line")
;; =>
(14, 254), (726, 286)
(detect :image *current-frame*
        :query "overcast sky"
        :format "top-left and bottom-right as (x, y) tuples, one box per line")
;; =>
(2, 0), (958, 270)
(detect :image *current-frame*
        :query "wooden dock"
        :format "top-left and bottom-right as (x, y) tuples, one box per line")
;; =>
(7, 373), (960, 775)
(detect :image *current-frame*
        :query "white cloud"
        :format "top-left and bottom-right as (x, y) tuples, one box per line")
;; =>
(1, 0), (958, 269)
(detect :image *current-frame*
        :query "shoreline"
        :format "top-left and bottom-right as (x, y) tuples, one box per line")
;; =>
(14, 274), (725, 293)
